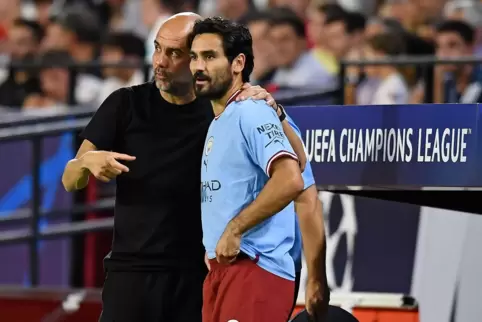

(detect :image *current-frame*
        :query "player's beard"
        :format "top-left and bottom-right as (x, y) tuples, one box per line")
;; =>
(193, 70), (233, 100)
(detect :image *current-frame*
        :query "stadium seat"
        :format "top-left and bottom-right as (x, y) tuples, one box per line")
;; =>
(291, 306), (359, 322)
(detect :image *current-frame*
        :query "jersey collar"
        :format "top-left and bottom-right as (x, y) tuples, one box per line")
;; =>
(214, 89), (242, 120)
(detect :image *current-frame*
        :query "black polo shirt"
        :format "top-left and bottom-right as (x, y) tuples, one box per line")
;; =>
(81, 81), (214, 271)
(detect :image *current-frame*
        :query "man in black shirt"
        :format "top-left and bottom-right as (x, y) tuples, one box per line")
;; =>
(62, 12), (306, 322)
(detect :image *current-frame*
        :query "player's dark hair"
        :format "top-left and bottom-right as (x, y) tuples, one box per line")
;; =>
(188, 17), (254, 83)
(13, 18), (44, 43)
(268, 7), (305, 38)
(436, 19), (475, 44)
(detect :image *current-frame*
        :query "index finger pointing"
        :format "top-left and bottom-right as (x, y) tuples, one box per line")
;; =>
(108, 158), (130, 172)
(110, 152), (136, 161)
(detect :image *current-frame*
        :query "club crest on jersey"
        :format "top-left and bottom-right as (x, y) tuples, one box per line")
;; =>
(206, 137), (214, 156)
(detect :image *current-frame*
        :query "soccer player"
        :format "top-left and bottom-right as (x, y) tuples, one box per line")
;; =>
(189, 17), (304, 322)
(61, 13), (306, 322)
(287, 114), (330, 319)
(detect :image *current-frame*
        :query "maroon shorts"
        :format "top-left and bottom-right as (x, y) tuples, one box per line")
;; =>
(202, 254), (294, 322)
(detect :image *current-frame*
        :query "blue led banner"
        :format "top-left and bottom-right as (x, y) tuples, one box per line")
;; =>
(286, 104), (481, 187)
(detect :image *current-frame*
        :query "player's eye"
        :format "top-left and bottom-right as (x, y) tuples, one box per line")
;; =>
(206, 55), (214, 60)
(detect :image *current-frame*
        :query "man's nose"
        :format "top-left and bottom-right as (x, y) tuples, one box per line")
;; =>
(154, 52), (169, 68)
(193, 59), (207, 73)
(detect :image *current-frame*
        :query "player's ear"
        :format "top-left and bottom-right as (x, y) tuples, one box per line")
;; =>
(232, 54), (245, 74)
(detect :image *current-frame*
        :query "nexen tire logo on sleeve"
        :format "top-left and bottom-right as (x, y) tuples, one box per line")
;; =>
(257, 123), (285, 148)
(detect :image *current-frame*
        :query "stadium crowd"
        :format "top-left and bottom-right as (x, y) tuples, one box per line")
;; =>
(0, 0), (481, 112)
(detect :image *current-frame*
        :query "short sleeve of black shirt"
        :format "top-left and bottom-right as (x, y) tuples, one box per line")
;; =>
(80, 88), (128, 150)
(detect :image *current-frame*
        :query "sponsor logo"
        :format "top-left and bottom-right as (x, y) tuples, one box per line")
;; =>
(201, 180), (222, 203)
(205, 137), (214, 156)
(256, 123), (285, 148)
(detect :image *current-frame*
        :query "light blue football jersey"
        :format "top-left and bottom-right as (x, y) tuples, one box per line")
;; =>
(286, 114), (316, 273)
(201, 96), (299, 280)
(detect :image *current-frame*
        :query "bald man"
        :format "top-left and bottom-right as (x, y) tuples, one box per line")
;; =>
(62, 13), (304, 322)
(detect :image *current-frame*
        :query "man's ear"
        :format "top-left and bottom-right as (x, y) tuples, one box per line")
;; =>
(232, 54), (246, 74)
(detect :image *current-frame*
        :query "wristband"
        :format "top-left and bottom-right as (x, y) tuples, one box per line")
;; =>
(277, 104), (286, 122)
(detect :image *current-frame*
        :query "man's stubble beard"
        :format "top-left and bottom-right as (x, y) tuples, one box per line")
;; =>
(155, 78), (194, 97)
(194, 75), (233, 100)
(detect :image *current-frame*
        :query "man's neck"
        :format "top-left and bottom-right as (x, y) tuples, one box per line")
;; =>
(161, 90), (196, 105)
(211, 80), (243, 117)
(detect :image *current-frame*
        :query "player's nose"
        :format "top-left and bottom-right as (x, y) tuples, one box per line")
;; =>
(192, 58), (206, 72)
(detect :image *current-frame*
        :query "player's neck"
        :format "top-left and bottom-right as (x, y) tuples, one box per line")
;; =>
(211, 80), (243, 117)
(160, 90), (196, 105)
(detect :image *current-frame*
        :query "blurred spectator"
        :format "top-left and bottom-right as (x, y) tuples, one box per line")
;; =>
(43, 9), (100, 65)
(416, 18), (438, 43)
(418, 0), (447, 21)
(217, 0), (256, 22)
(377, 0), (406, 23)
(239, 10), (276, 85)
(0, 0), (20, 31)
(84, 0), (147, 38)
(363, 32), (408, 104)
(312, 5), (366, 92)
(308, 3), (346, 76)
(268, 0), (311, 46)
(20, 0), (53, 27)
(23, 50), (73, 110)
(268, 7), (336, 90)
(0, 18), (43, 108)
(435, 20), (482, 103)
(443, 0), (482, 55)
(348, 12), (368, 50)
(444, 0), (482, 24)
(377, 0), (420, 31)
(364, 17), (433, 89)
(98, 32), (146, 106)
(323, 10), (364, 61)
(268, 0), (310, 20)
(143, 0), (185, 61)
(104, 0), (138, 31)
(42, 9), (103, 105)
(365, 16), (405, 38)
